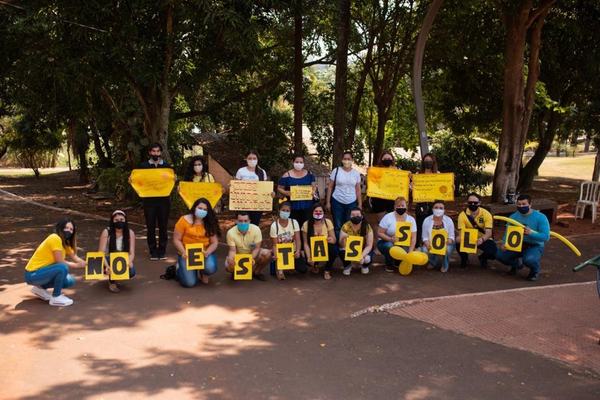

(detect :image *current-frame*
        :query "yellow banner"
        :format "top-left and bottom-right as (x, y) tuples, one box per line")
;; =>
(366, 167), (410, 200)
(395, 221), (413, 247)
(109, 252), (130, 281)
(429, 230), (448, 256)
(290, 185), (313, 201)
(276, 243), (295, 270)
(459, 228), (478, 254)
(130, 168), (176, 198)
(310, 236), (329, 262)
(185, 243), (205, 270)
(85, 252), (105, 280)
(505, 226), (524, 252)
(229, 180), (273, 211)
(412, 173), (455, 203)
(234, 254), (253, 280)
(179, 181), (222, 209)
(344, 236), (364, 262)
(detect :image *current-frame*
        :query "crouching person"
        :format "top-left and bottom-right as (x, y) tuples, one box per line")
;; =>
(225, 211), (271, 281)
(97, 210), (137, 292)
(456, 193), (497, 269)
(338, 207), (374, 276)
(270, 202), (307, 280)
(421, 200), (456, 273)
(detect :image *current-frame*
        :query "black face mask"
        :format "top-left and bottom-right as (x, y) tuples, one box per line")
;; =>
(151, 155), (160, 162)
(63, 230), (73, 240)
(395, 207), (407, 216)
(350, 216), (363, 225)
(423, 160), (433, 169)
(381, 159), (394, 167)
(467, 204), (479, 212)
(114, 221), (126, 230)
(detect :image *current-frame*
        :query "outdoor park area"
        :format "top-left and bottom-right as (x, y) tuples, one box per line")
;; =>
(2, 1), (600, 399)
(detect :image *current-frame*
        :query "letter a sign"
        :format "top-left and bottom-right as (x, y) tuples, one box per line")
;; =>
(276, 243), (295, 270)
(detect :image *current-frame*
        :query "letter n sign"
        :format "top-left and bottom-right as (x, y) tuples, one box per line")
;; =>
(276, 243), (295, 270)
(310, 236), (329, 262)
(395, 221), (412, 247)
(344, 236), (364, 262)
(85, 252), (105, 280)
(186, 243), (205, 270)
(460, 228), (478, 254)
(505, 226), (524, 252)
(110, 252), (130, 281)
(234, 254), (253, 280)
(429, 230), (448, 256)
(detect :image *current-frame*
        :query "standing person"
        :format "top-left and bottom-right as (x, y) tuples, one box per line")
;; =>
(370, 150), (399, 221)
(269, 201), (307, 280)
(140, 143), (171, 261)
(302, 204), (337, 280)
(338, 207), (374, 276)
(414, 153), (439, 247)
(496, 194), (550, 281)
(421, 200), (456, 273)
(97, 210), (137, 293)
(225, 211), (272, 281)
(277, 154), (317, 229)
(456, 193), (497, 269)
(182, 155), (215, 183)
(377, 197), (418, 272)
(326, 151), (362, 239)
(235, 150), (269, 227)
(24, 218), (85, 307)
(172, 198), (220, 288)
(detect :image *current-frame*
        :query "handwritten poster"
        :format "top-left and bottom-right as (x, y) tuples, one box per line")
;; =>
(290, 185), (313, 201)
(367, 167), (410, 200)
(412, 173), (455, 202)
(229, 180), (273, 211)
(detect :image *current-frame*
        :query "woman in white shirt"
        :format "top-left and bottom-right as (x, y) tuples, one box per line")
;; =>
(377, 197), (418, 272)
(420, 200), (456, 273)
(269, 202), (307, 280)
(235, 150), (269, 226)
(326, 151), (362, 238)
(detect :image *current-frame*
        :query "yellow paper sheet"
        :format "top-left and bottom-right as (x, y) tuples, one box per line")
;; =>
(367, 167), (410, 200)
(130, 168), (176, 198)
(179, 181), (223, 209)
(412, 173), (455, 203)
(229, 180), (274, 211)
(290, 185), (313, 201)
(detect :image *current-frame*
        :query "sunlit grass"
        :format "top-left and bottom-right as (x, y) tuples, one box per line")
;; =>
(0, 167), (70, 178)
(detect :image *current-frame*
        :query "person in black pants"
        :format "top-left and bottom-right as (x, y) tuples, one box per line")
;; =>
(140, 143), (171, 260)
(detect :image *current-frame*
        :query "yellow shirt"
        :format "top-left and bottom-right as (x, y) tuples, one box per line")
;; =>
(457, 208), (493, 239)
(301, 219), (334, 237)
(192, 173), (215, 183)
(226, 224), (262, 254)
(174, 216), (211, 248)
(25, 233), (73, 271)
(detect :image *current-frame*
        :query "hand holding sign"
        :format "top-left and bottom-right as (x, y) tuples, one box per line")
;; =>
(130, 169), (176, 198)
(290, 186), (313, 201)
(505, 226), (524, 252)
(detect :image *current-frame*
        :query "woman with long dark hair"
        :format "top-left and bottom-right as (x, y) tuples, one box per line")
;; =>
(277, 154), (317, 229)
(97, 210), (137, 293)
(370, 150), (399, 221)
(235, 150), (270, 226)
(172, 197), (221, 287)
(183, 155), (215, 183)
(338, 207), (374, 276)
(301, 204), (336, 280)
(24, 218), (85, 306)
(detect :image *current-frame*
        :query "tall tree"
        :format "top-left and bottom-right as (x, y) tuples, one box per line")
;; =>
(293, 0), (304, 154)
(332, 0), (351, 166)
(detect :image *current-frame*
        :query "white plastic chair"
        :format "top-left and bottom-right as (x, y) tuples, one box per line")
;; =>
(575, 181), (600, 223)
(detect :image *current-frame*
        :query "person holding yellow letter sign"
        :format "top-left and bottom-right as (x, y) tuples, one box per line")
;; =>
(172, 198), (221, 287)
(377, 197), (418, 272)
(338, 207), (374, 276)
(456, 193), (497, 269)
(421, 200), (456, 273)
(496, 194), (550, 282)
(302, 204), (337, 280)
(269, 202), (307, 280)
(225, 211), (271, 281)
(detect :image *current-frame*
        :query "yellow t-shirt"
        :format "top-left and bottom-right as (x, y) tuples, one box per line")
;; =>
(25, 233), (73, 272)
(457, 208), (493, 239)
(192, 173), (215, 183)
(340, 220), (373, 237)
(174, 216), (211, 248)
(226, 224), (262, 254)
(301, 219), (334, 237)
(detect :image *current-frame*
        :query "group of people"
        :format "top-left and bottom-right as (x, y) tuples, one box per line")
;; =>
(23, 143), (551, 307)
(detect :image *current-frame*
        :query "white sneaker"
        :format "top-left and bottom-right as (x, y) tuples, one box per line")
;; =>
(361, 266), (369, 275)
(343, 267), (351, 276)
(31, 286), (51, 301)
(49, 294), (74, 307)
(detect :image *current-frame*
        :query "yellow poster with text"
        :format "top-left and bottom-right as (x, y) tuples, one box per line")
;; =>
(234, 254), (253, 280)
(395, 221), (413, 247)
(459, 228), (479, 254)
(310, 236), (329, 262)
(505, 226), (524, 252)
(429, 230), (448, 256)
(130, 168), (176, 198)
(344, 236), (364, 262)
(109, 252), (130, 281)
(276, 243), (295, 270)
(185, 243), (205, 270)
(290, 185), (313, 201)
(179, 181), (223, 209)
(412, 173), (455, 203)
(85, 252), (105, 280)
(367, 167), (410, 200)
(229, 180), (273, 211)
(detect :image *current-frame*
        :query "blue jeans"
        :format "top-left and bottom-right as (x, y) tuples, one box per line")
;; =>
(339, 249), (375, 268)
(496, 244), (544, 275)
(24, 263), (75, 297)
(331, 197), (357, 238)
(377, 240), (409, 267)
(422, 243), (456, 270)
(176, 254), (218, 288)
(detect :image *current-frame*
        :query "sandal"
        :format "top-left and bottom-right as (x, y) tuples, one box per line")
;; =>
(108, 282), (120, 293)
(324, 271), (332, 280)
(276, 270), (286, 280)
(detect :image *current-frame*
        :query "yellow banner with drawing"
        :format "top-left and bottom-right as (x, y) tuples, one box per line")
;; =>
(366, 167), (410, 200)
(229, 180), (274, 211)
(411, 173), (455, 203)
(130, 168), (176, 198)
(178, 181), (223, 209)
(290, 185), (313, 201)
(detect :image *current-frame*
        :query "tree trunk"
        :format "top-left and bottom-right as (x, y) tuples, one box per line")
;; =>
(293, 0), (304, 154)
(332, 0), (350, 166)
(593, 138), (600, 181)
(90, 124), (112, 168)
(68, 120), (89, 183)
(347, 34), (375, 149)
(584, 134), (591, 153)
(518, 110), (559, 190)
(373, 102), (387, 164)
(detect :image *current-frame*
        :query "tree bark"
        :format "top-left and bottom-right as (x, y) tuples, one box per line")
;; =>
(584, 134), (591, 153)
(68, 120), (89, 183)
(593, 138), (600, 181)
(373, 102), (387, 163)
(332, 0), (351, 166)
(293, 0), (304, 154)
(347, 32), (375, 149)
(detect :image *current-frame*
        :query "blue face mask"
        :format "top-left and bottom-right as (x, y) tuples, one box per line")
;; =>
(238, 222), (250, 232)
(279, 211), (291, 220)
(517, 206), (530, 214)
(195, 209), (208, 219)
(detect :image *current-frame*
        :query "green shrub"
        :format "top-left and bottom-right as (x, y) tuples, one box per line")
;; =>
(95, 167), (135, 201)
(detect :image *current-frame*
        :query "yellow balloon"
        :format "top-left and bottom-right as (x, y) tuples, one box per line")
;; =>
(389, 245), (407, 261)
(399, 260), (413, 276)
(406, 251), (428, 265)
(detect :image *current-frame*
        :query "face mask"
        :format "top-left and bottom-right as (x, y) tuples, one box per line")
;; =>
(517, 206), (530, 214)
(433, 209), (444, 217)
(63, 230), (73, 240)
(247, 159), (258, 168)
(467, 204), (479, 212)
(382, 159), (394, 167)
(237, 222), (250, 233)
(293, 162), (304, 171)
(423, 160), (433, 169)
(342, 160), (353, 168)
(151, 155), (160, 162)
(395, 207), (407, 216)
(350, 216), (363, 225)
(279, 210), (291, 220)
(193, 165), (203, 173)
(195, 209), (208, 219)
(114, 221), (126, 230)
(313, 213), (324, 220)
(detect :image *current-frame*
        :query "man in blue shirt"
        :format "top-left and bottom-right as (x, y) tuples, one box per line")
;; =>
(496, 194), (550, 281)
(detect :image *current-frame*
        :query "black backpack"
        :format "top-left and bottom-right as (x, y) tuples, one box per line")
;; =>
(160, 265), (177, 281)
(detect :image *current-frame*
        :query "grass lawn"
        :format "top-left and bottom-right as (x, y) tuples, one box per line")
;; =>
(0, 167), (70, 178)
(484, 154), (595, 180)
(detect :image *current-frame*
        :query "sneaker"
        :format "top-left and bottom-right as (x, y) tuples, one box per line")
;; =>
(31, 286), (51, 301)
(342, 267), (351, 276)
(527, 272), (540, 282)
(384, 265), (396, 273)
(441, 263), (449, 273)
(361, 266), (369, 275)
(49, 294), (74, 307)
(159, 254), (167, 260)
(150, 255), (159, 261)
(108, 282), (120, 293)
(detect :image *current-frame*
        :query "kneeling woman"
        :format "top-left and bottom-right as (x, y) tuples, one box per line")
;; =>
(24, 218), (85, 307)
(421, 200), (456, 273)
(97, 210), (137, 293)
(173, 198), (220, 287)
(270, 201), (307, 280)
(338, 207), (374, 276)
(302, 204), (336, 280)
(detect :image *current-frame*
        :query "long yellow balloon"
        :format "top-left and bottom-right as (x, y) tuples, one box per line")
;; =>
(493, 215), (581, 256)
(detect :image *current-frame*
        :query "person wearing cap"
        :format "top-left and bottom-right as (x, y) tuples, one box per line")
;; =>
(97, 210), (137, 292)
